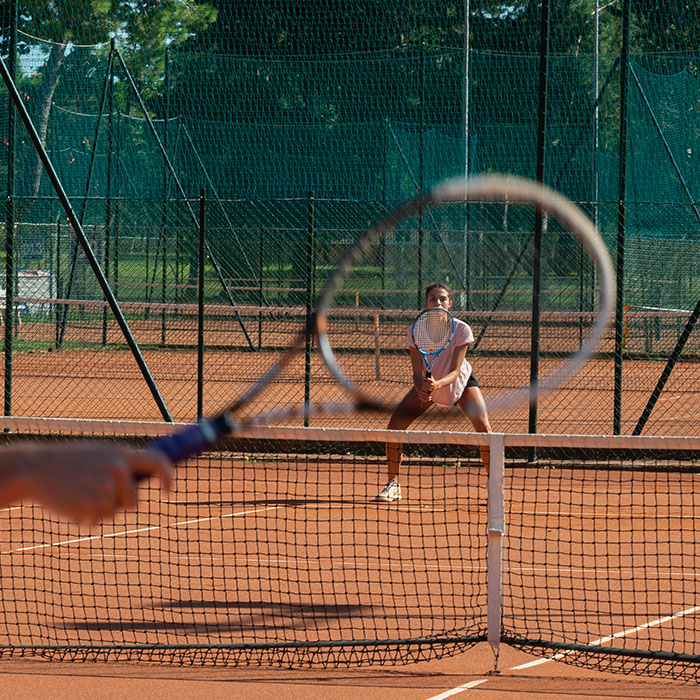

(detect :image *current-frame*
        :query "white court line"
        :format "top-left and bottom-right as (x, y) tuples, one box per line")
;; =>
(424, 680), (489, 698)
(512, 604), (700, 670)
(509, 565), (699, 578)
(423, 606), (700, 698)
(3, 499), (474, 555)
(3, 505), (282, 553)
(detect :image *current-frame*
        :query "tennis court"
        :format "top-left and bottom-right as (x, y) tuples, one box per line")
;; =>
(7, 342), (700, 440)
(1, 419), (699, 700)
(4, 1), (700, 697)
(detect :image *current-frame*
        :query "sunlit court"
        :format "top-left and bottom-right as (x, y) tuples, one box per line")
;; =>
(1, 2), (700, 699)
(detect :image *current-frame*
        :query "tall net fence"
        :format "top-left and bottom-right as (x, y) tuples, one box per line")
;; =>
(0, 2), (699, 434)
(0, 417), (698, 681)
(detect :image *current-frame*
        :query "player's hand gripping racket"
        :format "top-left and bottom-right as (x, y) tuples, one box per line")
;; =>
(411, 307), (455, 378)
(148, 175), (615, 464)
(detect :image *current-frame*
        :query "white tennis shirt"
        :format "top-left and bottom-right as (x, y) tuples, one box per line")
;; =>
(406, 317), (474, 407)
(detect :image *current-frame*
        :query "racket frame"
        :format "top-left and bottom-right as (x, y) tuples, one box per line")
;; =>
(410, 306), (456, 378)
(149, 175), (616, 464)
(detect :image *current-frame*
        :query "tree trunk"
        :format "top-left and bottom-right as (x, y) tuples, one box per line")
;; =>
(29, 40), (68, 197)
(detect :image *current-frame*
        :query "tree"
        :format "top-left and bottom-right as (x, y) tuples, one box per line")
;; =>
(16, 0), (217, 196)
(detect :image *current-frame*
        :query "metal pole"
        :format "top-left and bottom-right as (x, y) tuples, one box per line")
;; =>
(304, 193), (315, 426)
(258, 225), (264, 348)
(55, 217), (61, 346)
(197, 189), (205, 421)
(161, 46), (170, 345)
(114, 108), (121, 299)
(3, 0), (17, 416)
(463, 0), (471, 310)
(593, 0), (600, 232)
(0, 54), (173, 421)
(528, 0), (551, 451)
(417, 44), (425, 308)
(103, 39), (115, 347)
(614, 0), (632, 435)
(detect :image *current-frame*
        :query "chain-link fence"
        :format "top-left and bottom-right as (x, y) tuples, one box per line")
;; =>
(1, 1), (700, 435)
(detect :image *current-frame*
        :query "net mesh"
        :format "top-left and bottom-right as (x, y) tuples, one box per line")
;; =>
(0, 417), (699, 680)
(0, 417), (488, 667)
(501, 439), (700, 681)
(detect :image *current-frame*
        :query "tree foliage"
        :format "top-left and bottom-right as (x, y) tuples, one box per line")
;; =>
(4, 1), (700, 200)
(10, 1), (216, 193)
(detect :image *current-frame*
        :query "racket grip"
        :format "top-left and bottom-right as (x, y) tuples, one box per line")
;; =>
(148, 414), (233, 464)
(425, 370), (432, 378)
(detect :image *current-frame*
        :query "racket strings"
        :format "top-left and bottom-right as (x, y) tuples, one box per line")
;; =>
(413, 309), (452, 352)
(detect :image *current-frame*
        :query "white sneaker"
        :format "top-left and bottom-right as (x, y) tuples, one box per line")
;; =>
(377, 478), (402, 502)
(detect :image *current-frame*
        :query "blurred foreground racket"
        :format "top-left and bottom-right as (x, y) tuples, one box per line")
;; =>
(149, 175), (615, 464)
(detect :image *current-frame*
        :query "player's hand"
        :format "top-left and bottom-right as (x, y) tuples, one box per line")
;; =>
(416, 378), (434, 403)
(422, 376), (438, 393)
(6, 442), (173, 525)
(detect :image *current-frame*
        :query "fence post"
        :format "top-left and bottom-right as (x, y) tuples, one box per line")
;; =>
(528, 0), (551, 456)
(103, 39), (115, 347)
(258, 225), (264, 349)
(304, 193), (316, 426)
(614, 0), (632, 435)
(54, 218), (61, 346)
(197, 189), (206, 421)
(3, 0), (17, 417)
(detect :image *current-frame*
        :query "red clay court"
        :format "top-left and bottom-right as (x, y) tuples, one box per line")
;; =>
(1, 420), (698, 699)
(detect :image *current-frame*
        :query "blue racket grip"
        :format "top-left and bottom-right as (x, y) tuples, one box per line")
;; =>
(148, 413), (233, 464)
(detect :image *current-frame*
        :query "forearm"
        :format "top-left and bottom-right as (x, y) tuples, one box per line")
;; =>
(432, 369), (460, 390)
(0, 443), (44, 507)
(431, 344), (469, 391)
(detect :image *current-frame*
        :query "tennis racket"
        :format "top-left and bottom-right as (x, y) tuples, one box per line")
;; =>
(410, 307), (456, 378)
(149, 175), (615, 464)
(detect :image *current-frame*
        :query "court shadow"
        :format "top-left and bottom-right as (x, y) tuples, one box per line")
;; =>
(172, 497), (423, 508)
(58, 599), (373, 634)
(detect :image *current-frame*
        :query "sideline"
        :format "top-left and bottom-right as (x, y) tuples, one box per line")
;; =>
(423, 603), (700, 699)
(424, 679), (489, 698)
(2, 504), (283, 553)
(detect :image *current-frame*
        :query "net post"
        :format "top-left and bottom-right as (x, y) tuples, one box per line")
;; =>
(487, 432), (505, 672)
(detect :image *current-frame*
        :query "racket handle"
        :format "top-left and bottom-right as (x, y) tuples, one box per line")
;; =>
(425, 370), (432, 378)
(148, 413), (233, 464)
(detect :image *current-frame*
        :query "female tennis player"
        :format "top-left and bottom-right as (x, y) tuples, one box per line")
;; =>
(378, 282), (491, 502)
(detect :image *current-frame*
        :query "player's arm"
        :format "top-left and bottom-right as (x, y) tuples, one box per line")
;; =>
(0, 441), (173, 525)
(408, 346), (432, 402)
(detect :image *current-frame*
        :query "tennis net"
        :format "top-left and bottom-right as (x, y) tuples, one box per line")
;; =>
(0, 417), (698, 681)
